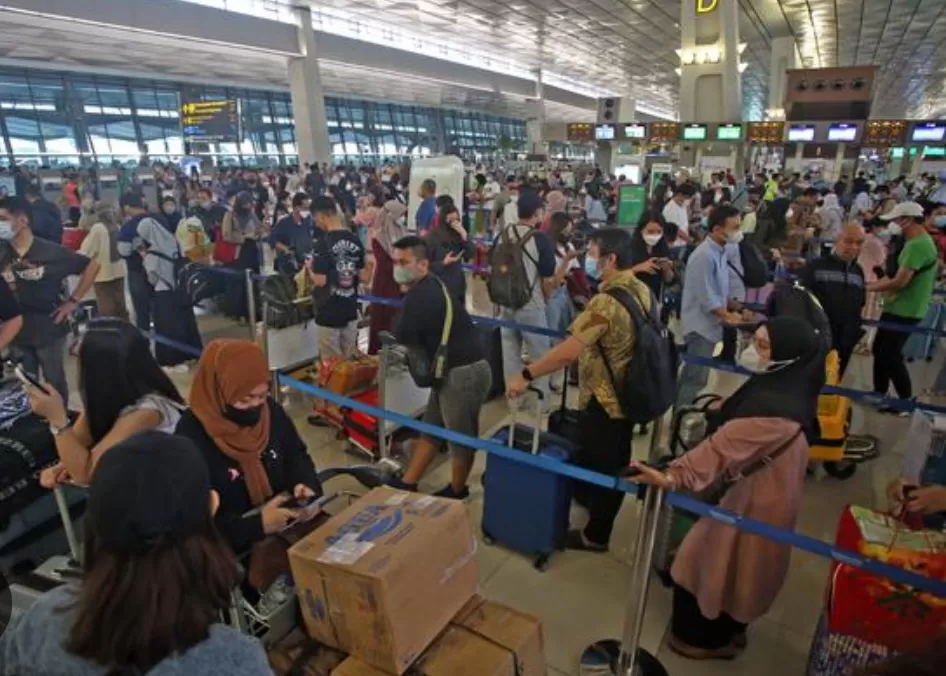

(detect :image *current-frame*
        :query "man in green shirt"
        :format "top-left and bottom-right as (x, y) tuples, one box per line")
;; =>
(867, 202), (940, 411)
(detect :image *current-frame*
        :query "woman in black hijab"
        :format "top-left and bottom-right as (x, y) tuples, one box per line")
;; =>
(632, 316), (823, 659)
(752, 197), (791, 251)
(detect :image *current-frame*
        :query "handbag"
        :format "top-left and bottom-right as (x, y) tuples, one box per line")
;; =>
(547, 378), (580, 446)
(697, 428), (802, 505)
(405, 278), (452, 388)
(247, 513), (328, 593)
(213, 236), (239, 265)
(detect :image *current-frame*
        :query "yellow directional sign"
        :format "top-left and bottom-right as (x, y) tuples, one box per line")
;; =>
(180, 99), (239, 143)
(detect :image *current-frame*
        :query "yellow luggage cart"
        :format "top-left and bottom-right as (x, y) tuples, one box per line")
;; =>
(809, 350), (857, 479)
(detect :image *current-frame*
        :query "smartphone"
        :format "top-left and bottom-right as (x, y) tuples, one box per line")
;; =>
(283, 493), (339, 528)
(7, 361), (47, 393)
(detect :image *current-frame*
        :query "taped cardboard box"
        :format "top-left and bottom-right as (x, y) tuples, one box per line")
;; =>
(333, 596), (547, 676)
(289, 487), (479, 675)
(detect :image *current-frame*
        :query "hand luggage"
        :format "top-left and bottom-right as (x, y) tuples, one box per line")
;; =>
(311, 354), (379, 424)
(61, 227), (87, 251)
(547, 377), (580, 446)
(482, 394), (575, 571)
(806, 614), (892, 676)
(903, 300), (944, 362)
(825, 505), (946, 654)
(477, 324), (504, 401)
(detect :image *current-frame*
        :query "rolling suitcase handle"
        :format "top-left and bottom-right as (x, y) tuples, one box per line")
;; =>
(507, 386), (545, 455)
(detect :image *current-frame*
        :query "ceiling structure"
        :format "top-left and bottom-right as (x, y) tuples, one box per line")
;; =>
(4, 0), (946, 123)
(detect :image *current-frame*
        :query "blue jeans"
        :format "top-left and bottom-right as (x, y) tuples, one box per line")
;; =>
(500, 302), (551, 402)
(676, 332), (718, 408)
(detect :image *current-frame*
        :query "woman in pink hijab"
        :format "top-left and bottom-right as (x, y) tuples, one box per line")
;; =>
(541, 190), (567, 232)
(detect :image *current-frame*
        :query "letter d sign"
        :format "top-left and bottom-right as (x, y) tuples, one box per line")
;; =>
(696, 0), (719, 13)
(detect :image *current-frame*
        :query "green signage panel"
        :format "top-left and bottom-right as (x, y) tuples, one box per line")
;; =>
(617, 184), (647, 228)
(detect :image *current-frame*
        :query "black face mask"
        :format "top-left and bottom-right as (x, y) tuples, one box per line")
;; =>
(223, 404), (263, 428)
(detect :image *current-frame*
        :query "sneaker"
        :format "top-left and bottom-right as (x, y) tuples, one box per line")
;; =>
(432, 484), (470, 500)
(563, 528), (608, 553)
(667, 634), (740, 661)
(386, 476), (418, 492)
(306, 415), (331, 427)
(163, 363), (190, 375)
(256, 574), (295, 619)
(875, 404), (910, 417)
(843, 436), (878, 461)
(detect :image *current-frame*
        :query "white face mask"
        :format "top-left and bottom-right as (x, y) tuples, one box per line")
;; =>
(887, 222), (903, 236)
(739, 343), (798, 374)
(643, 233), (662, 247)
(785, 208), (795, 220)
(727, 230), (744, 244)
(299, 210), (311, 219)
(714, 190), (723, 204)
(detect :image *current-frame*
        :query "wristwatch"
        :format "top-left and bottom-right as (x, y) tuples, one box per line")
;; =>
(521, 367), (534, 382)
(49, 417), (72, 436)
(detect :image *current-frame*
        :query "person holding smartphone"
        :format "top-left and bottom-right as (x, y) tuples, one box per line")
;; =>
(175, 339), (322, 556)
(427, 201), (474, 301)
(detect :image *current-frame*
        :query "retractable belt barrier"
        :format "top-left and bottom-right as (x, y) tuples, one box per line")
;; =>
(141, 327), (946, 599)
(740, 300), (946, 338)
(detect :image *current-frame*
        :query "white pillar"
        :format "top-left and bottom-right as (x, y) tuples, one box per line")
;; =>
(525, 70), (547, 155)
(678, 0), (742, 122)
(767, 36), (796, 117)
(289, 5), (330, 167)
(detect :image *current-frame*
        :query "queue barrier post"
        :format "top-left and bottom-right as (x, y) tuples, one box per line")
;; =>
(580, 485), (668, 676)
(53, 486), (81, 566)
(245, 268), (257, 344)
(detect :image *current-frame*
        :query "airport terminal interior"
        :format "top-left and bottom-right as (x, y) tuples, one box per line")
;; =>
(0, 1), (945, 675)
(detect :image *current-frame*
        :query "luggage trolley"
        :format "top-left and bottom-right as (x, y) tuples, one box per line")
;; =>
(810, 350), (858, 480)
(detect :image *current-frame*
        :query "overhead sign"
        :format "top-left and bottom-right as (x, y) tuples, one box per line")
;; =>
(181, 99), (240, 143)
(715, 123), (743, 141)
(566, 123), (595, 142)
(696, 0), (719, 13)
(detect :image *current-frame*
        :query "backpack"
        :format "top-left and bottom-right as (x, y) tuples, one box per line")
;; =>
(178, 262), (226, 306)
(260, 273), (315, 329)
(730, 239), (769, 288)
(766, 280), (833, 353)
(884, 236), (938, 279)
(0, 407), (58, 532)
(487, 225), (539, 310)
(599, 287), (678, 424)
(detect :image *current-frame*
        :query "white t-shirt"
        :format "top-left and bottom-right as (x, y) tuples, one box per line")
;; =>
(119, 394), (184, 434)
(662, 199), (690, 234)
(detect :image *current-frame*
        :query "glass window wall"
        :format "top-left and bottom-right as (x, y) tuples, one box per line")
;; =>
(0, 65), (526, 169)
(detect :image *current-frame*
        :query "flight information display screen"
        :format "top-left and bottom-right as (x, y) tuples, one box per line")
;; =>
(621, 123), (647, 140)
(827, 123), (858, 142)
(180, 99), (239, 142)
(912, 122), (946, 143)
(595, 124), (616, 141)
(716, 124), (742, 141)
(682, 124), (708, 141)
(788, 125), (815, 142)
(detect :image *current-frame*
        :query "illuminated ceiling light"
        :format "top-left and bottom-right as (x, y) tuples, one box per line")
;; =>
(738, 43), (747, 55)
(707, 48), (721, 63)
(674, 49), (683, 58)
(674, 68), (682, 76)
(738, 62), (748, 73)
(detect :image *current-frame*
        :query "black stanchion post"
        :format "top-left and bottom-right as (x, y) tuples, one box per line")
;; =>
(579, 485), (668, 676)
(244, 268), (257, 343)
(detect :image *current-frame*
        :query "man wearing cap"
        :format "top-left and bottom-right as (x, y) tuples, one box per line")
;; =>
(867, 201), (940, 411)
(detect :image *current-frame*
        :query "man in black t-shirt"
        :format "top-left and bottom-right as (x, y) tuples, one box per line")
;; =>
(387, 236), (492, 500)
(0, 196), (99, 403)
(0, 277), (22, 351)
(305, 196), (369, 358)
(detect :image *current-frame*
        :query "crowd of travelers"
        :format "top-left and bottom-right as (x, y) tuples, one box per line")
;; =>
(0, 157), (943, 674)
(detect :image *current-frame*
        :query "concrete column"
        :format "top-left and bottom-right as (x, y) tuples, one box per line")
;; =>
(678, 0), (742, 121)
(288, 5), (330, 167)
(767, 36), (796, 117)
(525, 70), (547, 155)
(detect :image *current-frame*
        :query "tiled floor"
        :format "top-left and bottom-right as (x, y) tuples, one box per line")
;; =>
(66, 293), (931, 676)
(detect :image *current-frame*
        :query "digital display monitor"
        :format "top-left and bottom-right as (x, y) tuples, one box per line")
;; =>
(682, 124), (707, 141)
(788, 125), (815, 142)
(621, 123), (647, 140)
(912, 122), (946, 143)
(716, 124), (742, 141)
(595, 124), (616, 141)
(827, 123), (858, 142)
(180, 99), (240, 143)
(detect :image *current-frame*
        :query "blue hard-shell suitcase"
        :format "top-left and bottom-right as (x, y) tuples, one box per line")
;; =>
(482, 398), (575, 571)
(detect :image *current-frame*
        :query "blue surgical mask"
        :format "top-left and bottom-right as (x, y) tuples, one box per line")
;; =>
(934, 215), (946, 228)
(0, 221), (14, 241)
(584, 255), (599, 279)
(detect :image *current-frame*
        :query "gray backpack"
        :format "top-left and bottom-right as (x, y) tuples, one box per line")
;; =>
(487, 225), (538, 310)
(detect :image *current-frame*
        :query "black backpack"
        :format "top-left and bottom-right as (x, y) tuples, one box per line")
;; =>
(259, 273), (314, 329)
(599, 287), (678, 424)
(178, 262), (227, 306)
(730, 239), (769, 288)
(0, 413), (58, 531)
(767, 280), (833, 354)
(487, 226), (539, 310)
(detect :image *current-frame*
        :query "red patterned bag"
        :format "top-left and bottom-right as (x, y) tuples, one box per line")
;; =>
(826, 505), (946, 653)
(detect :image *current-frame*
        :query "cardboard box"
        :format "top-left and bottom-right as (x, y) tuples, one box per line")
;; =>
(289, 487), (479, 675)
(332, 596), (546, 676)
